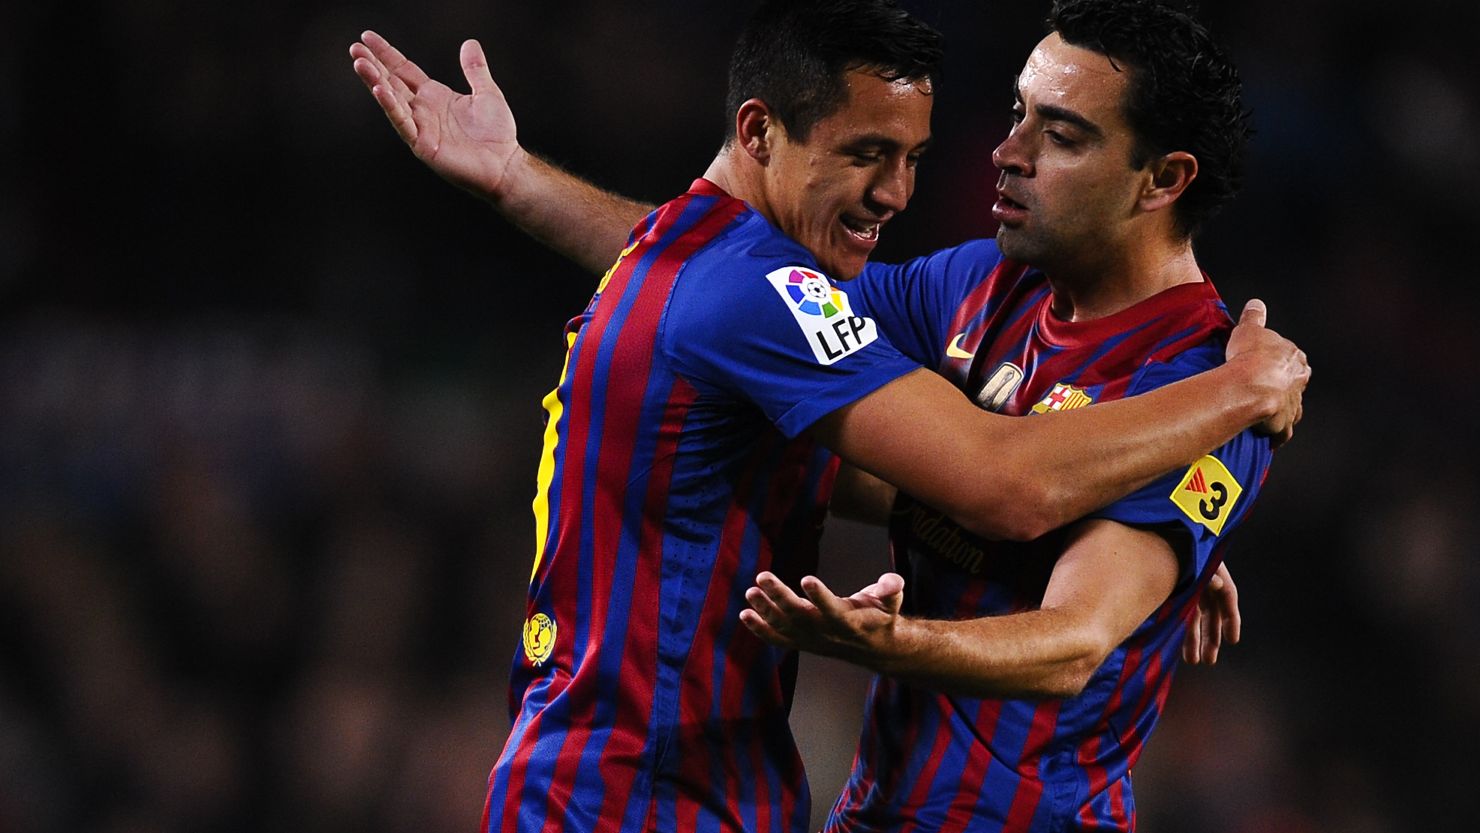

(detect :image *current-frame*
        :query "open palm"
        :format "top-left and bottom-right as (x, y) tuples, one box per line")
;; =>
(349, 30), (520, 197)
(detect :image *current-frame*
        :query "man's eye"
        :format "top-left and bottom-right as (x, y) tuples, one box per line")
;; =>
(1009, 109), (1025, 124)
(851, 152), (881, 165)
(1045, 130), (1073, 146)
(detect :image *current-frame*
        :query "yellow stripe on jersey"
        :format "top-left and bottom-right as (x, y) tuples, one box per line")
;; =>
(530, 330), (579, 582)
(530, 241), (638, 581)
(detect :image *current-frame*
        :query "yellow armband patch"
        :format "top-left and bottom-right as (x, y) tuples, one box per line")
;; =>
(1170, 455), (1243, 536)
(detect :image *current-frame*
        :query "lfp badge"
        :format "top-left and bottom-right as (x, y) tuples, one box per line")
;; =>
(764, 266), (879, 365)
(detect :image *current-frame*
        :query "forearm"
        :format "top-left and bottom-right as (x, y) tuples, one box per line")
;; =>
(871, 610), (1104, 700)
(993, 358), (1273, 537)
(490, 149), (654, 274)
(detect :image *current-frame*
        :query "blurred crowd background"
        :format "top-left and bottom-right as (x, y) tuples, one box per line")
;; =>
(3, 1), (1477, 831)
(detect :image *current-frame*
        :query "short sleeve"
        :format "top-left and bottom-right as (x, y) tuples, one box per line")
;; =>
(850, 239), (1006, 366)
(1089, 344), (1273, 581)
(661, 255), (921, 439)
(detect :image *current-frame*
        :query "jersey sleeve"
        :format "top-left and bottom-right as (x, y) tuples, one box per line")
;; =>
(850, 239), (1006, 367)
(1088, 345), (1274, 582)
(661, 252), (922, 439)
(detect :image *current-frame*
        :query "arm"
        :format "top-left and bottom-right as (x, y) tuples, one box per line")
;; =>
(809, 300), (1307, 541)
(830, 464), (898, 526)
(349, 31), (650, 273)
(740, 518), (1178, 699)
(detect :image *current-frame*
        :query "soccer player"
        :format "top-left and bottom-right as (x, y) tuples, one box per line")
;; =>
(736, 2), (1277, 829)
(348, 2), (1307, 831)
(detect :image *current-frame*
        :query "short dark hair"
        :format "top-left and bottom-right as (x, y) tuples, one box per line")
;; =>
(724, 0), (944, 144)
(1049, 0), (1252, 238)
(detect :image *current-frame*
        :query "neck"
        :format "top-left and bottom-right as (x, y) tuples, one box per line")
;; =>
(1044, 231), (1203, 322)
(703, 145), (767, 218)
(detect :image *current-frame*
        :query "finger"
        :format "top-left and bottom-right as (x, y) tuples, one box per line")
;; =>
(1184, 607), (1203, 664)
(755, 572), (817, 616)
(361, 29), (432, 92)
(855, 572), (905, 603)
(1183, 607), (1200, 664)
(1202, 599), (1220, 664)
(738, 609), (794, 648)
(351, 54), (417, 144)
(371, 81), (419, 145)
(1222, 574), (1242, 646)
(351, 54), (384, 92)
(744, 585), (789, 626)
(460, 39), (502, 96)
(798, 575), (849, 619)
(1238, 298), (1267, 328)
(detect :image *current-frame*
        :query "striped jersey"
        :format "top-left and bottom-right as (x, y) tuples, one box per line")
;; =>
(831, 239), (1274, 832)
(484, 179), (919, 833)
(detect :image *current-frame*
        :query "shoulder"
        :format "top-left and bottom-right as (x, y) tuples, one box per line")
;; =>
(857, 237), (1014, 291)
(666, 212), (823, 325)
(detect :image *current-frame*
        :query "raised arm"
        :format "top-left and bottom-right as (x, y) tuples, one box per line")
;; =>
(740, 516), (1180, 699)
(809, 299), (1307, 541)
(349, 31), (651, 273)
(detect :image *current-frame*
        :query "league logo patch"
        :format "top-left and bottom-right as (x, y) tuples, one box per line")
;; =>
(1031, 382), (1094, 413)
(522, 612), (557, 666)
(975, 362), (1024, 413)
(1170, 455), (1244, 536)
(765, 266), (879, 365)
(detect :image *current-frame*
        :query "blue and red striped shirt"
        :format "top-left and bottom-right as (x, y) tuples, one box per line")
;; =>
(830, 239), (1274, 832)
(484, 179), (919, 833)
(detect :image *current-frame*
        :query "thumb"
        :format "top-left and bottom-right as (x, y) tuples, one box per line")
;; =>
(1238, 298), (1268, 329)
(460, 39), (497, 94)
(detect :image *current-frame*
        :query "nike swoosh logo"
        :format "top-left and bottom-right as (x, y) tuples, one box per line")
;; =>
(946, 334), (975, 360)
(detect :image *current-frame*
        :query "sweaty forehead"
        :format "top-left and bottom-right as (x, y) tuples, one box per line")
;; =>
(1017, 32), (1127, 106)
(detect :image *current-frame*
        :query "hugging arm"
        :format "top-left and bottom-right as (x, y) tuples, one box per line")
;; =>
(809, 306), (1304, 543)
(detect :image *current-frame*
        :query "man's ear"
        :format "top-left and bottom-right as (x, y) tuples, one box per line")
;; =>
(735, 98), (776, 162)
(1139, 150), (1198, 214)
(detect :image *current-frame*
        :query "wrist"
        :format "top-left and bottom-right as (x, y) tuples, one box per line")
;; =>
(867, 616), (919, 677)
(483, 145), (534, 208)
(1220, 355), (1279, 425)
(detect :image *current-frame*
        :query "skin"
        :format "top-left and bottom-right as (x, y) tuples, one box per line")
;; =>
(733, 71), (933, 280)
(994, 32), (1204, 319)
(350, 29), (1292, 671)
(741, 34), (1257, 692)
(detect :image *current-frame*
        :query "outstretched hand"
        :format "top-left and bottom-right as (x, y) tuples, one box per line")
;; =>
(1225, 298), (1310, 447)
(739, 571), (905, 668)
(349, 31), (522, 198)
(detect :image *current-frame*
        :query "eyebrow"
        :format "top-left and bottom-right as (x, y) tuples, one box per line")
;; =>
(842, 132), (934, 153)
(1010, 78), (1106, 140)
(1035, 104), (1104, 139)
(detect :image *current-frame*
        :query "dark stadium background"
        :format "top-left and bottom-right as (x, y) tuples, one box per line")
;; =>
(3, 1), (1475, 831)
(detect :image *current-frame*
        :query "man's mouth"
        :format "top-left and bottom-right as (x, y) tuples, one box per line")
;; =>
(998, 194), (1027, 211)
(841, 216), (881, 242)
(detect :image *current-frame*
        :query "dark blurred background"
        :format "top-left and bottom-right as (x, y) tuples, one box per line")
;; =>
(2, 1), (1477, 831)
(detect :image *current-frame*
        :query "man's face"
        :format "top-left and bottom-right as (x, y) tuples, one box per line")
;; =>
(763, 69), (934, 280)
(991, 33), (1149, 272)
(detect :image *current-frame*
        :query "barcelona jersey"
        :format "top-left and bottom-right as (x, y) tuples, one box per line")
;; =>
(484, 179), (920, 833)
(830, 239), (1274, 832)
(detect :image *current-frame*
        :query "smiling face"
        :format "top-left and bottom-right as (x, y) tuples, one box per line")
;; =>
(990, 33), (1151, 274)
(760, 69), (934, 280)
